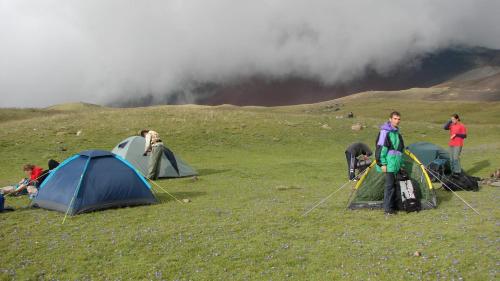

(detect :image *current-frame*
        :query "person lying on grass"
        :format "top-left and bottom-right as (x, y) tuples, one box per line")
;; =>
(0, 164), (43, 197)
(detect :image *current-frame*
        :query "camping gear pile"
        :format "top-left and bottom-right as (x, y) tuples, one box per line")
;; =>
(407, 142), (480, 192)
(481, 169), (500, 187)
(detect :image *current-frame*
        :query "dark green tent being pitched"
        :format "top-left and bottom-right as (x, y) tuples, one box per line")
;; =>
(348, 150), (437, 210)
(407, 142), (451, 170)
(111, 136), (197, 178)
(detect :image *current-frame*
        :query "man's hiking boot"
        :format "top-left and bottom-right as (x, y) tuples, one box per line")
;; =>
(384, 210), (397, 217)
(0, 206), (15, 212)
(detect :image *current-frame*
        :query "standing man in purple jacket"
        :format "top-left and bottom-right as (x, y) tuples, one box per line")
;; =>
(375, 111), (405, 215)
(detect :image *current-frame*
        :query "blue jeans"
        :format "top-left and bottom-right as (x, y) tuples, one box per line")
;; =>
(449, 146), (462, 174)
(383, 172), (398, 212)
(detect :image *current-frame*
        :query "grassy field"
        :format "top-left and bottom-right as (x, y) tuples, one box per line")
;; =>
(0, 90), (499, 280)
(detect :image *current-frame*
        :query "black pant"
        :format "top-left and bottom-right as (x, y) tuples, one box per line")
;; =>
(345, 151), (357, 180)
(383, 172), (399, 212)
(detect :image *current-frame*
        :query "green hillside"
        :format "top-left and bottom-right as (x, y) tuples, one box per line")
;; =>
(1, 92), (499, 280)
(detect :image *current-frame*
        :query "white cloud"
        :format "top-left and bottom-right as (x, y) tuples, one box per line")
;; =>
(1, 0), (499, 107)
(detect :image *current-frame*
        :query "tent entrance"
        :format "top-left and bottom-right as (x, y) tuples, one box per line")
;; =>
(348, 150), (437, 210)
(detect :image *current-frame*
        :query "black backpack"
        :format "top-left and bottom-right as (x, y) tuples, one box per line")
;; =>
(397, 170), (421, 212)
(441, 173), (480, 192)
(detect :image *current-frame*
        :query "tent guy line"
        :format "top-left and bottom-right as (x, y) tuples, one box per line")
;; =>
(302, 168), (368, 217)
(421, 165), (480, 215)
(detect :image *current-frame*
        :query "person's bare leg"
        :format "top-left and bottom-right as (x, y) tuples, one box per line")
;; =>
(27, 186), (38, 198)
(1, 186), (15, 195)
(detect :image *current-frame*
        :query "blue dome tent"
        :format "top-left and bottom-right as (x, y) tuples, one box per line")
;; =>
(32, 150), (157, 215)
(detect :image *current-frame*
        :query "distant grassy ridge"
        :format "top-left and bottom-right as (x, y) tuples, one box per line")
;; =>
(0, 102), (103, 124)
(0, 92), (499, 280)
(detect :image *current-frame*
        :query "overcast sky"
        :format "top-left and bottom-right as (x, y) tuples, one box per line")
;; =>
(1, 0), (499, 107)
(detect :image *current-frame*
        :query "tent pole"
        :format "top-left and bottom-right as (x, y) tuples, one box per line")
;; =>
(344, 167), (370, 210)
(62, 157), (92, 224)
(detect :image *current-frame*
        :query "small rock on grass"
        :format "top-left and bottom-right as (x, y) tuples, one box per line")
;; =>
(414, 251), (422, 257)
(182, 199), (191, 203)
(351, 123), (362, 131)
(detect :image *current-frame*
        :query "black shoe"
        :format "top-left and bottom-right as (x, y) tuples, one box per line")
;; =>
(0, 206), (15, 212)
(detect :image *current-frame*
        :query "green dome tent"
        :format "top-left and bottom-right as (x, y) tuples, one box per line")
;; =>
(407, 142), (451, 169)
(111, 136), (197, 178)
(348, 150), (437, 210)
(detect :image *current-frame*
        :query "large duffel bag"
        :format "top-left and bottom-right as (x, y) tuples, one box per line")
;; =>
(441, 173), (480, 192)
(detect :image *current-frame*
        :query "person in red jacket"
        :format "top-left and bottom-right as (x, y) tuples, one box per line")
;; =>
(0, 164), (44, 196)
(444, 114), (467, 175)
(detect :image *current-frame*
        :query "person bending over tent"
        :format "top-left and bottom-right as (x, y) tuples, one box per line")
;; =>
(140, 129), (179, 180)
(0, 164), (43, 197)
(444, 114), (467, 175)
(345, 142), (372, 180)
(375, 111), (405, 215)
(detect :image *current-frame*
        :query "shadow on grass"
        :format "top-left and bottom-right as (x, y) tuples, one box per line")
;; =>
(435, 189), (454, 203)
(466, 160), (490, 175)
(154, 191), (207, 203)
(196, 168), (231, 176)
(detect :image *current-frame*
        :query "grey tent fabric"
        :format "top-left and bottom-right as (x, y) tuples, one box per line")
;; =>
(111, 136), (197, 178)
(407, 142), (451, 167)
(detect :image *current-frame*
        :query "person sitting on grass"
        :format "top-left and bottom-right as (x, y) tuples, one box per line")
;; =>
(0, 164), (44, 197)
(28, 159), (60, 199)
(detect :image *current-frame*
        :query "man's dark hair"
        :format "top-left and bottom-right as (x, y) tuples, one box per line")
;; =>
(452, 113), (460, 121)
(389, 111), (401, 118)
(139, 129), (149, 137)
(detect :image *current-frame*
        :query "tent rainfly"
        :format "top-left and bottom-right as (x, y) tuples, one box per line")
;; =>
(32, 150), (157, 215)
(111, 136), (197, 178)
